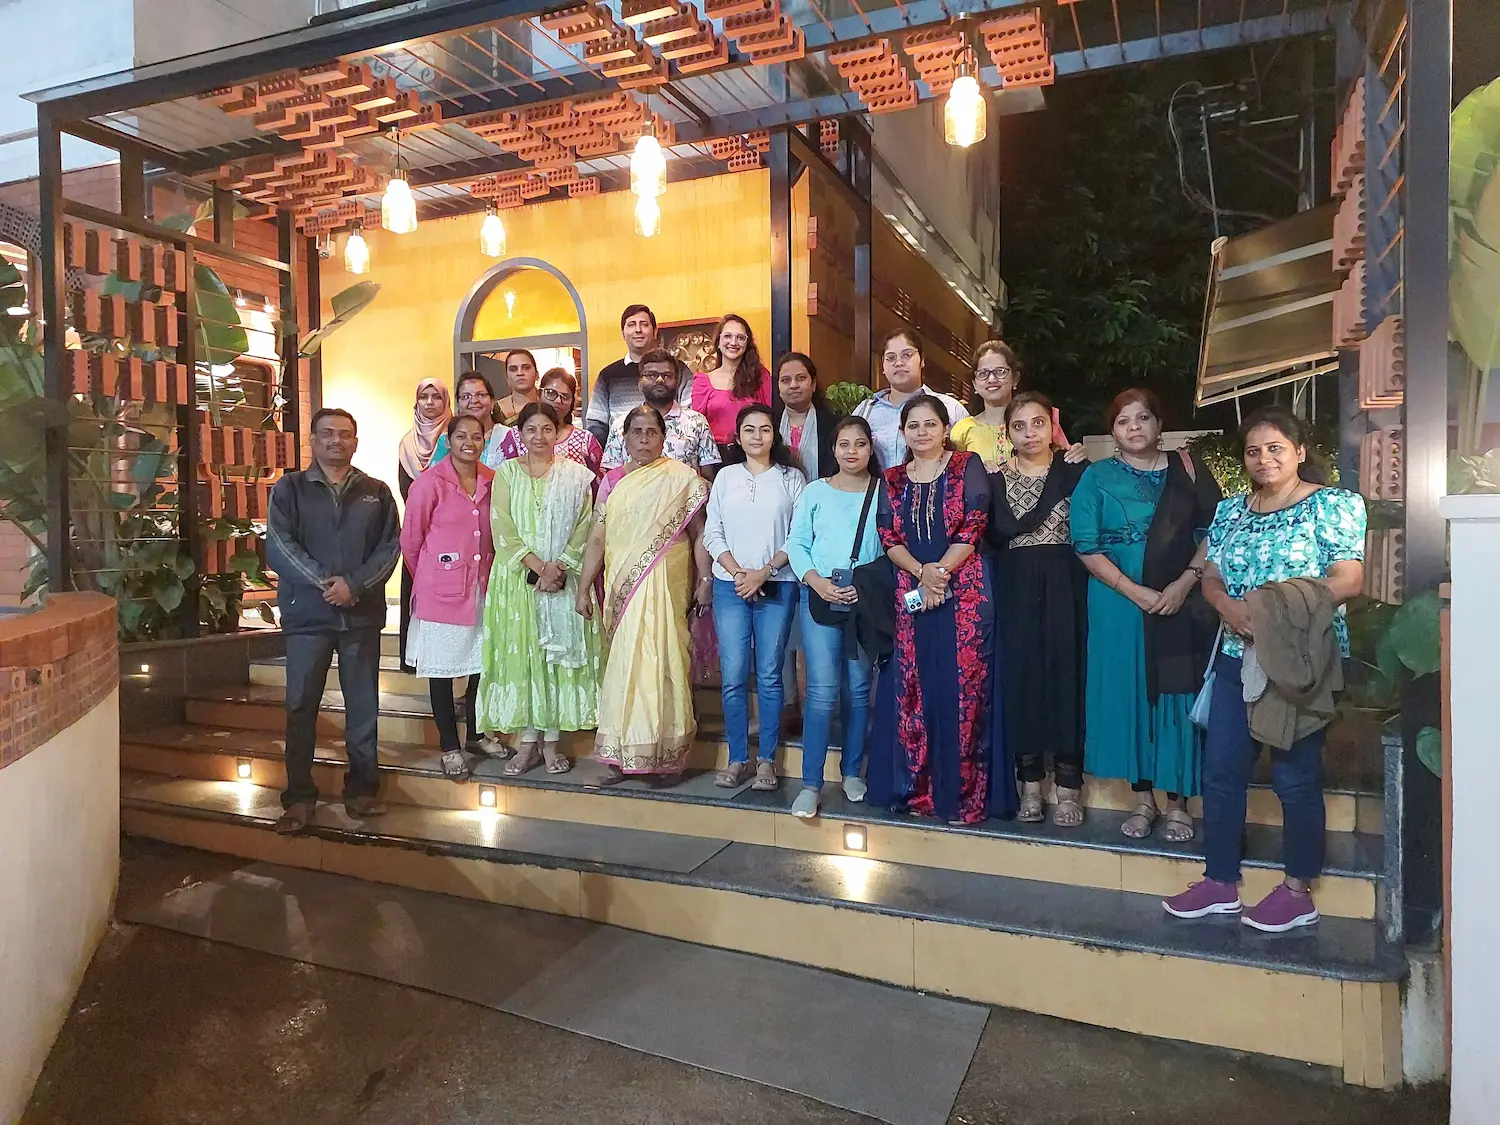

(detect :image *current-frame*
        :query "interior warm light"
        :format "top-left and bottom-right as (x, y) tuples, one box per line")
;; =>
(263, 296), (275, 316)
(478, 785), (498, 809)
(344, 225), (370, 275)
(630, 132), (666, 198)
(479, 207), (507, 257)
(843, 824), (868, 853)
(504, 290), (517, 317)
(381, 173), (418, 234)
(138, 663), (150, 673)
(233, 290), (246, 307)
(944, 70), (987, 148)
(634, 194), (661, 238)
(236, 758), (253, 780)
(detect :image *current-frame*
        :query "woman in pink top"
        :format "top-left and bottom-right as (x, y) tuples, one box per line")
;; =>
(399, 414), (497, 780)
(498, 367), (604, 477)
(692, 313), (771, 453)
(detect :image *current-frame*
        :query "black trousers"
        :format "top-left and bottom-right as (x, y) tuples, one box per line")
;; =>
(282, 627), (382, 808)
(429, 674), (479, 751)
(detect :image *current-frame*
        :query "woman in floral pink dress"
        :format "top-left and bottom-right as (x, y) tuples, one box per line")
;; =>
(499, 368), (602, 477)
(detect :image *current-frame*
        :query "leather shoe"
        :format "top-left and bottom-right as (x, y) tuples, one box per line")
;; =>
(274, 802), (315, 835)
(344, 796), (388, 818)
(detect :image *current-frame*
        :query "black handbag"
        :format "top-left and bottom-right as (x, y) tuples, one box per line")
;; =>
(806, 478), (878, 628)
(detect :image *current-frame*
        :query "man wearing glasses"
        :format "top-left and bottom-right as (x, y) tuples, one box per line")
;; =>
(600, 349), (719, 477)
(430, 371), (512, 468)
(585, 303), (692, 445)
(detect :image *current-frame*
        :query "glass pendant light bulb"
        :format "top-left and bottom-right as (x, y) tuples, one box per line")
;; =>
(381, 172), (418, 234)
(344, 226), (370, 274)
(634, 193), (661, 238)
(479, 207), (507, 257)
(631, 132), (666, 198)
(944, 71), (987, 148)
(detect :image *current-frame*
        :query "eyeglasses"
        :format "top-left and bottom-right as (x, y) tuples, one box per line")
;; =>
(458, 391), (491, 403)
(720, 333), (749, 345)
(540, 387), (572, 403)
(642, 370), (677, 382)
(976, 366), (1013, 380)
(883, 349), (918, 365)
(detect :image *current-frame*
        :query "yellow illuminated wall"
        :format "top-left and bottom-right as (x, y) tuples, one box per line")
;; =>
(320, 169), (774, 503)
(471, 266), (581, 340)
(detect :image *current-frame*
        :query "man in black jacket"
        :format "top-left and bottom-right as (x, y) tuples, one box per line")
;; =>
(266, 408), (401, 834)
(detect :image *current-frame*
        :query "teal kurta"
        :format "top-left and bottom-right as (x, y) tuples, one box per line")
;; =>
(1070, 458), (1201, 796)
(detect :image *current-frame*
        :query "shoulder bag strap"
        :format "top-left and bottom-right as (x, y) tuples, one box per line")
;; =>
(1178, 447), (1196, 482)
(850, 477), (878, 566)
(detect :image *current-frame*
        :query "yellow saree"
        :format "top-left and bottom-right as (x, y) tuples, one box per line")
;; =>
(594, 457), (709, 773)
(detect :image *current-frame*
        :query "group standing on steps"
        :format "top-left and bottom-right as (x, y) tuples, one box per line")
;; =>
(266, 308), (1366, 936)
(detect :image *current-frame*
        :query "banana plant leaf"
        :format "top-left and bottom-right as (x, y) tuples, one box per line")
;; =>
(1451, 79), (1500, 374)
(298, 281), (380, 356)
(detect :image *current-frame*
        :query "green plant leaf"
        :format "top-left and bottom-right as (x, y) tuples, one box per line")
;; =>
(194, 264), (250, 366)
(174, 553), (195, 579)
(1387, 589), (1443, 677)
(1416, 726), (1443, 777)
(153, 573), (185, 611)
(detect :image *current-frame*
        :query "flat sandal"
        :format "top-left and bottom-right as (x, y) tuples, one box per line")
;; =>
(1121, 800), (1158, 839)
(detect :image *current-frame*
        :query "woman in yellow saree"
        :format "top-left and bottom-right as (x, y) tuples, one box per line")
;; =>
(577, 405), (713, 785)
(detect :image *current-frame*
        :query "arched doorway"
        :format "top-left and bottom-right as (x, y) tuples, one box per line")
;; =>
(452, 258), (589, 408)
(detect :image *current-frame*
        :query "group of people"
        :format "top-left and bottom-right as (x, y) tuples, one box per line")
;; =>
(266, 305), (1367, 936)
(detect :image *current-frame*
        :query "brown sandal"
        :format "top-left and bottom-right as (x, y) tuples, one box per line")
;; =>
(542, 741), (571, 775)
(503, 742), (542, 776)
(751, 760), (779, 791)
(715, 761), (750, 788)
(1017, 782), (1045, 823)
(1122, 800), (1158, 839)
(1161, 806), (1195, 842)
(1052, 786), (1085, 828)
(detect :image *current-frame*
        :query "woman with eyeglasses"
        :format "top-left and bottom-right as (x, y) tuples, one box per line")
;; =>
(431, 371), (512, 469)
(692, 313), (771, 459)
(951, 340), (1082, 471)
(500, 367), (603, 477)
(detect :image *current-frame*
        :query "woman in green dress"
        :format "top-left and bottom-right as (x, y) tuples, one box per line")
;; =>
(1071, 388), (1218, 841)
(477, 402), (601, 775)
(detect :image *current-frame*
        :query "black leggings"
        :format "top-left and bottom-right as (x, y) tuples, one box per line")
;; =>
(1016, 749), (1085, 792)
(1132, 780), (1183, 802)
(430, 674), (479, 752)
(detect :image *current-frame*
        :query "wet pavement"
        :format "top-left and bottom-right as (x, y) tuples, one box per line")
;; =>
(23, 841), (1450, 1125)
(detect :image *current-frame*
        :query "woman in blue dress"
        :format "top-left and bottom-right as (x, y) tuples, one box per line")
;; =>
(867, 395), (1011, 824)
(1071, 388), (1219, 841)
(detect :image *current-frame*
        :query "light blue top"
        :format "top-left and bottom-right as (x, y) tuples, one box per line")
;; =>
(785, 478), (886, 581)
(1205, 487), (1367, 657)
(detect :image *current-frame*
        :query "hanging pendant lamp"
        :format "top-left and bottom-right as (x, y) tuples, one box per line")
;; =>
(344, 222), (370, 274)
(634, 193), (661, 238)
(630, 97), (666, 200)
(479, 205), (507, 257)
(944, 41), (988, 149)
(381, 130), (418, 234)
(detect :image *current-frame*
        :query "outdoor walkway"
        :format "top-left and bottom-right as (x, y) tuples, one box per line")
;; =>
(22, 838), (1448, 1125)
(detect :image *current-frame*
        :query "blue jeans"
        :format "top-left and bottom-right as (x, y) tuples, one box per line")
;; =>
(714, 579), (798, 765)
(799, 590), (872, 788)
(1202, 653), (1327, 883)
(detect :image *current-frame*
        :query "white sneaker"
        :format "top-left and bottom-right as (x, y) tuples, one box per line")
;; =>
(791, 787), (821, 819)
(842, 776), (868, 803)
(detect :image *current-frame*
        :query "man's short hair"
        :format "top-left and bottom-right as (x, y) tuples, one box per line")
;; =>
(310, 407), (357, 435)
(620, 303), (657, 330)
(638, 347), (677, 372)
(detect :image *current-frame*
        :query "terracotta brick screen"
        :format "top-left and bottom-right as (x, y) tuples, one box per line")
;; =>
(0, 593), (117, 770)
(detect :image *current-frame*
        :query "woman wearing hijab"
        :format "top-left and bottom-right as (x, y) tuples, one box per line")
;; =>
(398, 378), (452, 674)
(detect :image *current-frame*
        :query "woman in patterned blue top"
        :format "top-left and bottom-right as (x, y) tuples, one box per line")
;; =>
(1164, 406), (1366, 933)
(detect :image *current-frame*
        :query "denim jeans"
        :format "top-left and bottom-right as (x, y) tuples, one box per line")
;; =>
(1202, 652), (1326, 883)
(283, 626), (382, 808)
(714, 579), (798, 765)
(799, 590), (872, 788)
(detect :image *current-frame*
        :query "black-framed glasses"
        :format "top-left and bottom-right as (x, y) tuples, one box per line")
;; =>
(976, 366), (1014, 380)
(540, 387), (572, 402)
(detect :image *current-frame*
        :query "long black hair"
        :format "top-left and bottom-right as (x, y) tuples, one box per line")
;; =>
(1237, 405), (1330, 486)
(732, 403), (799, 471)
(830, 415), (882, 478)
(515, 401), (561, 432)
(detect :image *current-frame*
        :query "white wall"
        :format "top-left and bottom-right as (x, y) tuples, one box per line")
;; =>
(1442, 493), (1496, 1125)
(0, 0), (134, 184)
(0, 690), (120, 1124)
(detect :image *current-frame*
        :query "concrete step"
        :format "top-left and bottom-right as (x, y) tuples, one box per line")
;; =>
(187, 679), (1384, 833)
(121, 723), (1384, 921)
(118, 769), (1404, 1088)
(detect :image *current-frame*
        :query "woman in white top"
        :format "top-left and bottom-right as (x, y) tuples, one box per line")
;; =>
(705, 404), (806, 790)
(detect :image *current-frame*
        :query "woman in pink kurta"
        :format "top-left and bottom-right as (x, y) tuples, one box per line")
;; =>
(498, 367), (603, 477)
(691, 313), (771, 452)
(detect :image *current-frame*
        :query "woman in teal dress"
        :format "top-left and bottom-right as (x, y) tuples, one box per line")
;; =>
(1071, 389), (1218, 841)
(477, 403), (601, 775)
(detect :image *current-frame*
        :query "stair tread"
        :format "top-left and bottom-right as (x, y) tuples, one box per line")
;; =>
(120, 771), (1402, 983)
(123, 724), (1385, 878)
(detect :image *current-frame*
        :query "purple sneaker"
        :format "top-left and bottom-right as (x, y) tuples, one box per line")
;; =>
(1162, 879), (1242, 919)
(1242, 884), (1320, 932)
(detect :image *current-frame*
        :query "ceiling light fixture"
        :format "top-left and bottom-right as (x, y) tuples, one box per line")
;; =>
(381, 129), (418, 234)
(479, 205), (507, 257)
(344, 221), (370, 275)
(634, 193), (661, 238)
(944, 35), (988, 149)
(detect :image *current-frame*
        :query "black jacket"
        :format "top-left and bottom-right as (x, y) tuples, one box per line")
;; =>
(775, 400), (840, 479)
(267, 463), (401, 634)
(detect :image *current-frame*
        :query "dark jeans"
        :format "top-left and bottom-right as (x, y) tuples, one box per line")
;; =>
(282, 627), (382, 809)
(1016, 748), (1084, 791)
(430, 674), (479, 752)
(1202, 652), (1326, 883)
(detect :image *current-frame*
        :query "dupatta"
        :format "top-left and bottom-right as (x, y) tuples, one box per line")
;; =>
(601, 457), (709, 635)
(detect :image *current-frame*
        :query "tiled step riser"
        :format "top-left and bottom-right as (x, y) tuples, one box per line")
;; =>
(181, 694), (1374, 830)
(119, 742), (1378, 920)
(117, 806), (1402, 1089)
